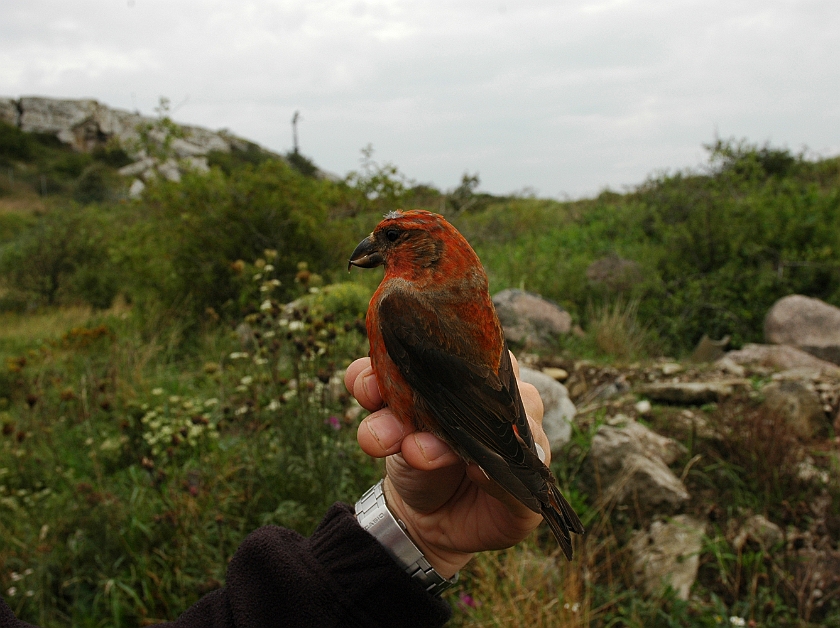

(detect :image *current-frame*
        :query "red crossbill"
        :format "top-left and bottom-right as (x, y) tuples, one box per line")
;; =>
(349, 210), (583, 559)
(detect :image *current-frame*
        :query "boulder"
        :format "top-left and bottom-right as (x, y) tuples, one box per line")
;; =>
(726, 343), (840, 375)
(762, 380), (830, 439)
(519, 367), (575, 454)
(637, 381), (748, 405)
(765, 295), (840, 365)
(0, 98), (19, 126)
(629, 515), (706, 600)
(585, 254), (642, 293)
(586, 422), (690, 514)
(492, 289), (571, 348)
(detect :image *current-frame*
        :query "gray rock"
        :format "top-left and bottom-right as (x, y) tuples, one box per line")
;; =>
(762, 380), (830, 439)
(0, 98), (20, 126)
(519, 366), (575, 454)
(637, 381), (747, 405)
(733, 514), (783, 551)
(630, 515), (706, 600)
(493, 289), (571, 348)
(726, 343), (840, 375)
(585, 254), (642, 293)
(586, 423), (690, 514)
(765, 295), (840, 365)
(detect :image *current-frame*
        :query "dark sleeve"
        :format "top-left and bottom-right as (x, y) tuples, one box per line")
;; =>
(0, 503), (452, 628)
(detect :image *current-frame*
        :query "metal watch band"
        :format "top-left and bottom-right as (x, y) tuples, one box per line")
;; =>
(355, 480), (458, 596)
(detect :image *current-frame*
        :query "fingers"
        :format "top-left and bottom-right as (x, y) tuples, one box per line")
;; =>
(401, 431), (461, 470)
(519, 381), (544, 425)
(357, 408), (410, 457)
(345, 358), (383, 411)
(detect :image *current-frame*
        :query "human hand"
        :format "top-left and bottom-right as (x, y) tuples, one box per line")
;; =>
(344, 353), (550, 578)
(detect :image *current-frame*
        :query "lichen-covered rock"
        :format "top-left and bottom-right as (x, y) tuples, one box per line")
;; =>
(585, 422), (690, 514)
(637, 381), (748, 405)
(765, 295), (840, 365)
(630, 516), (706, 600)
(762, 380), (830, 439)
(726, 343), (840, 375)
(492, 289), (571, 348)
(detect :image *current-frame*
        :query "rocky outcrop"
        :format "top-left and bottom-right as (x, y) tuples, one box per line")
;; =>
(765, 295), (840, 365)
(492, 289), (571, 348)
(1, 96), (283, 194)
(519, 367), (576, 454)
(0, 98), (19, 126)
(629, 515), (706, 600)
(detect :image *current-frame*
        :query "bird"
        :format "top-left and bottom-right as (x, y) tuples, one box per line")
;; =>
(348, 209), (584, 559)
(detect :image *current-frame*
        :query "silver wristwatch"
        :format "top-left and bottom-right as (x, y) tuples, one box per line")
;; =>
(355, 480), (459, 596)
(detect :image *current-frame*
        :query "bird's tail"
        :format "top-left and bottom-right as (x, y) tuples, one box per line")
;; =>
(541, 484), (585, 561)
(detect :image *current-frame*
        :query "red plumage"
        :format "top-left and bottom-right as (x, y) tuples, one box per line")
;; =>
(349, 210), (583, 559)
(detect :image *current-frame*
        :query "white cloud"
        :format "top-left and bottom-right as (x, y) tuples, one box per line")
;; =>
(1, 0), (838, 197)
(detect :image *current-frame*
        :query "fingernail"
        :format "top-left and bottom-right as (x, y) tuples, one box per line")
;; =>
(363, 373), (381, 405)
(366, 413), (403, 451)
(414, 433), (450, 462)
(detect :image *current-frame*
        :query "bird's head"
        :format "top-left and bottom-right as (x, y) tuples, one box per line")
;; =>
(348, 210), (480, 280)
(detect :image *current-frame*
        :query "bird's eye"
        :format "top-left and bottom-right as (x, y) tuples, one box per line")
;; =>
(385, 229), (400, 242)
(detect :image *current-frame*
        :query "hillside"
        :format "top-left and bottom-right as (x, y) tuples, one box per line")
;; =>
(1, 101), (840, 626)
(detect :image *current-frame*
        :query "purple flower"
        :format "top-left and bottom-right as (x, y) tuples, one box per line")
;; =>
(325, 416), (341, 431)
(458, 592), (478, 609)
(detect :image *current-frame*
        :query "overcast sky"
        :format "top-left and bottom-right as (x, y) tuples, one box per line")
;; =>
(2, 0), (838, 198)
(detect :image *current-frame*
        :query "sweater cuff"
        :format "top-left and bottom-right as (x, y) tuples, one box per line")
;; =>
(309, 503), (452, 627)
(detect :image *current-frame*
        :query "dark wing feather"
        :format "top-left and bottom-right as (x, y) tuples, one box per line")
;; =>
(378, 292), (552, 513)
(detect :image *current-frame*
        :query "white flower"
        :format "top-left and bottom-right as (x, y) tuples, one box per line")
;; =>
(260, 300), (272, 311)
(263, 330), (275, 338)
(235, 405), (249, 416)
(23, 569), (33, 576)
(235, 385), (247, 392)
(6, 587), (16, 597)
(267, 400), (281, 411)
(204, 398), (219, 407)
(10, 572), (21, 582)
(25, 590), (34, 597)
(260, 285), (270, 292)
(229, 352), (249, 360)
(240, 376), (253, 386)
(288, 321), (304, 331)
(730, 618), (746, 627)
(252, 273), (263, 281)
(254, 358), (268, 365)
(151, 388), (164, 395)
(263, 264), (274, 272)
(168, 396), (180, 403)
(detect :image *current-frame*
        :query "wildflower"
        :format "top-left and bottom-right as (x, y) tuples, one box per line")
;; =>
(263, 264), (274, 272)
(234, 406), (249, 416)
(152, 388), (164, 395)
(267, 400), (281, 411)
(252, 273), (263, 281)
(10, 572), (21, 582)
(168, 396), (180, 403)
(260, 300), (272, 311)
(325, 416), (341, 431)
(288, 321), (304, 331)
(730, 618), (745, 627)
(458, 592), (478, 609)
(254, 358), (268, 365)
(25, 590), (34, 597)
(263, 331), (276, 338)
(23, 569), (33, 576)
(6, 587), (16, 597)
(229, 352), (249, 360)
(264, 249), (277, 260)
(240, 376), (253, 386)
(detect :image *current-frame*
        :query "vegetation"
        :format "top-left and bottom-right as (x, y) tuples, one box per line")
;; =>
(0, 119), (839, 626)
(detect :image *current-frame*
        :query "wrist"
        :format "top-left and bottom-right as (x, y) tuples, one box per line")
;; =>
(355, 480), (463, 594)
(380, 477), (474, 578)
